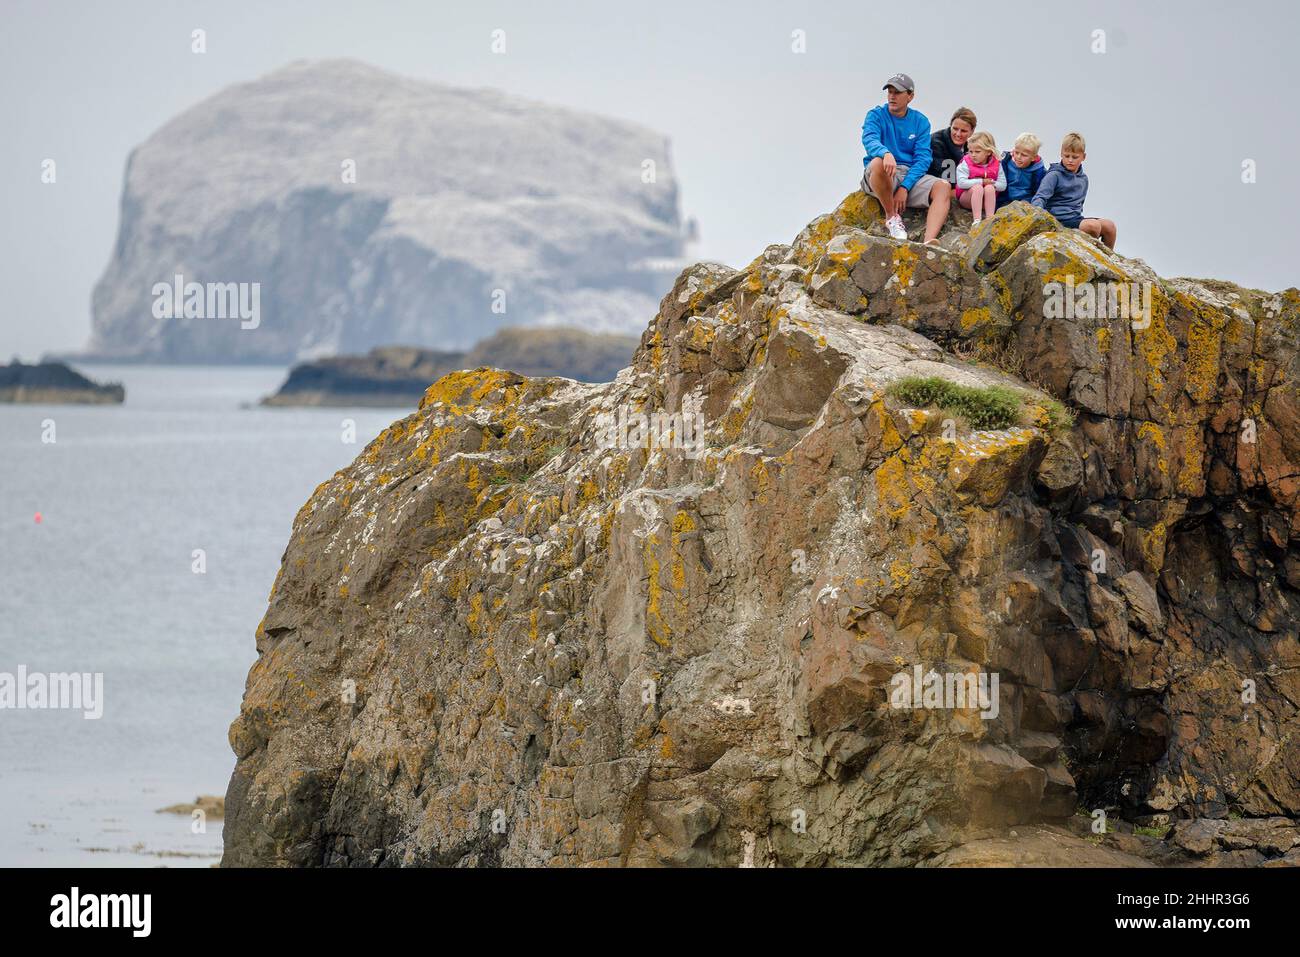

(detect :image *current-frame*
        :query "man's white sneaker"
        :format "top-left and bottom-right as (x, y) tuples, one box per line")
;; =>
(886, 216), (908, 240)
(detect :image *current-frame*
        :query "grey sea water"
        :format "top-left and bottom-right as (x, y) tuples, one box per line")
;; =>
(0, 365), (402, 866)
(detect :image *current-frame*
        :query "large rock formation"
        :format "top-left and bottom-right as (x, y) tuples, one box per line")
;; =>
(223, 196), (1300, 867)
(262, 328), (639, 407)
(86, 59), (685, 363)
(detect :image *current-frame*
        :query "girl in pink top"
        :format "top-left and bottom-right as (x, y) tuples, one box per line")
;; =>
(955, 131), (1006, 225)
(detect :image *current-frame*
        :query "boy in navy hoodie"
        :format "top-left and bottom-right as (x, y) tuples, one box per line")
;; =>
(1031, 132), (1117, 249)
(996, 132), (1046, 210)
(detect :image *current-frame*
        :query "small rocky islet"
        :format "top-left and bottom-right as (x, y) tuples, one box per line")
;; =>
(262, 327), (639, 408)
(0, 360), (124, 404)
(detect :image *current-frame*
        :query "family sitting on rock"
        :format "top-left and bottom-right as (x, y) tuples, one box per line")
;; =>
(860, 72), (1118, 250)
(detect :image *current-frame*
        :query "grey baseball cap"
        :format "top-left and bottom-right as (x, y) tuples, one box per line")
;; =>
(882, 73), (915, 93)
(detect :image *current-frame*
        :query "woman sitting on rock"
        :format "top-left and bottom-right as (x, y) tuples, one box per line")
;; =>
(927, 107), (976, 186)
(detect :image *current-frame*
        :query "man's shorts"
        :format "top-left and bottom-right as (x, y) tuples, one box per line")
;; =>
(860, 163), (942, 208)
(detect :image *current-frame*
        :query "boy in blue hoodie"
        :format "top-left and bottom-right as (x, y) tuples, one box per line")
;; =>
(860, 73), (952, 245)
(996, 132), (1046, 210)
(1031, 132), (1117, 249)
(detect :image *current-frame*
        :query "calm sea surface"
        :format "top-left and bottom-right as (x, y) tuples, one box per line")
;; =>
(0, 365), (402, 866)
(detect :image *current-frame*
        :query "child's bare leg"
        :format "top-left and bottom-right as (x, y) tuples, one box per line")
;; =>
(982, 187), (996, 220)
(958, 190), (975, 210)
(1080, 218), (1117, 250)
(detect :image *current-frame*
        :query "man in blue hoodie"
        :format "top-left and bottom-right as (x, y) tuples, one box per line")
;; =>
(860, 73), (952, 245)
(1031, 132), (1117, 249)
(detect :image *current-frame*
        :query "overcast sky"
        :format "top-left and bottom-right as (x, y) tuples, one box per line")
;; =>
(3, 0), (1297, 359)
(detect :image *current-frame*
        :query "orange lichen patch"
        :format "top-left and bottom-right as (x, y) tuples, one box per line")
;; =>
(792, 191), (883, 269)
(597, 506), (614, 552)
(888, 559), (912, 587)
(418, 368), (521, 414)
(464, 461), (483, 493)
(826, 233), (868, 266)
(526, 496), (563, 537)
(1134, 293), (1177, 402)
(1022, 404), (1053, 430)
(1140, 521), (1168, 574)
(410, 423), (458, 464)
(983, 206), (1043, 259)
(686, 317), (716, 352)
(466, 593), (485, 636)
(361, 416), (424, 466)
(446, 567), (469, 600)
(874, 454), (910, 521)
(793, 216), (839, 270)
(867, 397), (905, 453)
(749, 457), (772, 504)
(960, 307), (992, 331)
(1137, 422), (1169, 475)
(648, 326), (665, 373)
(1041, 261), (1091, 287)
(892, 244), (919, 291)
(1177, 424), (1205, 496)
(944, 428), (1037, 506)
(722, 392), (754, 442)
(670, 511), (696, 593)
(834, 188), (881, 230)
(1096, 325), (1112, 354)
(1178, 294), (1227, 403)
(579, 477), (601, 507)
(875, 442), (941, 521)
(644, 529), (670, 648)
(987, 271), (1013, 314)
(607, 454), (630, 485)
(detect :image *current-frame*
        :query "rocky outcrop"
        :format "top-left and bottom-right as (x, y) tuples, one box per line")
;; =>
(263, 328), (639, 407)
(223, 194), (1300, 867)
(458, 327), (640, 385)
(86, 59), (685, 363)
(157, 795), (225, 820)
(0, 360), (123, 404)
(262, 347), (469, 408)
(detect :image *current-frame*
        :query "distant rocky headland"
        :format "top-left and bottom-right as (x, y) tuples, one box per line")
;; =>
(262, 327), (639, 407)
(83, 58), (689, 364)
(0, 360), (124, 404)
